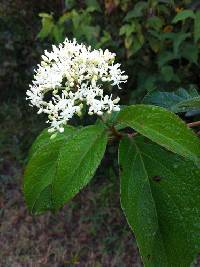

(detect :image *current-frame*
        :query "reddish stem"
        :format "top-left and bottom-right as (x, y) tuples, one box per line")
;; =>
(187, 121), (200, 128)
(110, 125), (123, 139)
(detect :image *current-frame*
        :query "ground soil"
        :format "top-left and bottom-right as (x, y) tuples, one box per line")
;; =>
(0, 165), (142, 267)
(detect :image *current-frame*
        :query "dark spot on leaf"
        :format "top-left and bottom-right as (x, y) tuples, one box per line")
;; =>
(152, 175), (162, 182)
(147, 254), (151, 260)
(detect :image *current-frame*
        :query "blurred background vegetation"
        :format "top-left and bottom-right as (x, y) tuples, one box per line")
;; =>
(1, 0), (200, 266)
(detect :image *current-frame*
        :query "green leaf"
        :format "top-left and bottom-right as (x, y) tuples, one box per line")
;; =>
(28, 126), (75, 159)
(194, 11), (200, 43)
(137, 74), (157, 92)
(181, 43), (198, 64)
(96, 30), (112, 48)
(102, 106), (127, 130)
(119, 23), (136, 36)
(64, 0), (76, 9)
(58, 13), (71, 24)
(52, 124), (107, 209)
(128, 34), (144, 55)
(119, 137), (168, 266)
(24, 124), (108, 214)
(52, 25), (65, 43)
(119, 136), (200, 267)
(24, 126), (77, 214)
(158, 51), (178, 67)
(147, 17), (164, 31)
(178, 97), (200, 110)
(117, 105), (200, 164)
(143, 88), (200, 113)
(82, 25), (100, 42)
(173, 32), (190, 55)
(148, 36), (160, 53)
(124, 2), (147, 21)
(85, 0), (101, 12)
(38, 13), (53, 19)
(28, 129), (51, 159)
(172, 10), (195, 23)
(160, 65), (174, 82)
(37, 13), (54, 39)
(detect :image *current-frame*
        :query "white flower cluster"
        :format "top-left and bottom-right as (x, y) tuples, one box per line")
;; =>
(27, 38), (128, 133)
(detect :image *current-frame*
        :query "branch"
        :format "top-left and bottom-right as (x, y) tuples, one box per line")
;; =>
(187, 121), (200, 128)
(109, 125), (123, 139)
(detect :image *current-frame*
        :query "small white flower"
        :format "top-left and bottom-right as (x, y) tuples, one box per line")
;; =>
(26, 38), (128, 132)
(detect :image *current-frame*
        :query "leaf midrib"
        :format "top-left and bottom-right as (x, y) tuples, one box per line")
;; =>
(134, 141), (192, 264)
(52, 127), (106, 206)
(123, 118), (198, 162)
(29, 133), (76, 212)
(131, 140), (169, 264)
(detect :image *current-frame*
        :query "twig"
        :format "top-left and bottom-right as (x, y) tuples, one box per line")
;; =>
(109, 125), (123, 139)
(187, 121), (200, 128)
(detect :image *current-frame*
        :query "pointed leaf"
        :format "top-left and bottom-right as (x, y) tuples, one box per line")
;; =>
(24, 126), (77, 214)
(173, 32), (190, 55)
(28, 126), (75, 159)
(119, 137), (200, 267)
(181, 43), (198, 64)
(24, 124), (107, 214)
(124, 2), (147, 21)
(52, 124), (108, 209)
(117, 105), (200, 164)
(143, 88), (200, 113)
(172, 10), (195, 23)
(37, 13), (54, 39)
(119, 137), (168, 266)
(86, 0), (101, 12)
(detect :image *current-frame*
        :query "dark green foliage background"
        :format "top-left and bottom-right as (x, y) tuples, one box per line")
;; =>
(1, 0), (200, 162)
(2, 0), (200, 102)
(37, 0), (200, 104)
